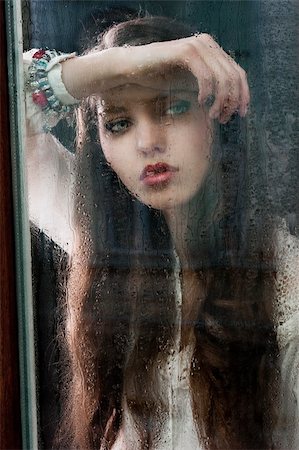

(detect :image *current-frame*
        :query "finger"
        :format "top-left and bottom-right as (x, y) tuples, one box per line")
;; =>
(189, 58), (224, 114)
(218, 67), (249, 121)
(238, 67), (250, 116)
(197, 71), (215, 106)
(214, 55), (250, 119)
(219, 102), (238, 124)
(193, 36), (248, 120)
(189, 39), (236, 119)
(184, 52), (214, 105)
(178, 37), (219, 106)
(208, 73), (238, 120)
(193, 38), (219, 104)
(209, 61), (243, 120)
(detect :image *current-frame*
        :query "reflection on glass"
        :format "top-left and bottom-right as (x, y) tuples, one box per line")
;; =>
(22, 2), (298, 449)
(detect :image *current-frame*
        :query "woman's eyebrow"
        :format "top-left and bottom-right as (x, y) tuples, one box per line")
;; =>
(99, 105), (128, 115)
(98, 96), (168, 115)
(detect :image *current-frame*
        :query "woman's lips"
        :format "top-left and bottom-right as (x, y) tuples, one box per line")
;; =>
(140, 162), (178, 186)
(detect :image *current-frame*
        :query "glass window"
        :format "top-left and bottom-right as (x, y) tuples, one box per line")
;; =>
(7, 1), (299, 448)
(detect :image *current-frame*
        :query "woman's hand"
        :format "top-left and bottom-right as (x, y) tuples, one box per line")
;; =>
(170, 34), (250, 123)
(61, 33), (249, 124)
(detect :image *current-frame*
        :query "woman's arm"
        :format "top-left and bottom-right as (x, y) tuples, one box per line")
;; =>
(24, 51), (76, 252)
(25, 34), (249, 133)
(61, 34), (249, 124)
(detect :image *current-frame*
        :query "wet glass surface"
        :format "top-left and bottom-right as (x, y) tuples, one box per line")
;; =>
(18, 1), (299, 448)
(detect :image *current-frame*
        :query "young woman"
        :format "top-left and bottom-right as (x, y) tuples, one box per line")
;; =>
(25, 14), (298, 450)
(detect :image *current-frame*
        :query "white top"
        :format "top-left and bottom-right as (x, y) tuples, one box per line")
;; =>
(112, 253), (203, 450)
(112, 345), (202, 450)
(24, 53), (299, 449)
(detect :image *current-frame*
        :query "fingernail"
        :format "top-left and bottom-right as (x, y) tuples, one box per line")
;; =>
(205, 94), (215, 108)
(209, 109), (218, 119)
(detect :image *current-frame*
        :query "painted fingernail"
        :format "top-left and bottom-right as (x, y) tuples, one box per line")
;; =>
(205, 94), (215, 108)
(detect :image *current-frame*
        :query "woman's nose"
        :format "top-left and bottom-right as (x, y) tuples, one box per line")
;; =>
(135, 119), (166, 156)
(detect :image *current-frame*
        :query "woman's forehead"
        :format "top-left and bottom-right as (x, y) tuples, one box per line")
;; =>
(98, 79), (198, 112)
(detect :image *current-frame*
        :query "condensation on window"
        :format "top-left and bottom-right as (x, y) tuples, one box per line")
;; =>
(22, 1), (298, 449)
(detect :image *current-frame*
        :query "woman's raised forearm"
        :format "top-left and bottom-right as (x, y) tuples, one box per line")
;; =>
(60, 36), (249, 123)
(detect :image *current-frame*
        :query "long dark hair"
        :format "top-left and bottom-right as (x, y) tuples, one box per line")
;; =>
(57, 15), (278, 449)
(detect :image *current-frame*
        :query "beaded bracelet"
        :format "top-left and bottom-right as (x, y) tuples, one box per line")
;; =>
(28, 49), (75, 117)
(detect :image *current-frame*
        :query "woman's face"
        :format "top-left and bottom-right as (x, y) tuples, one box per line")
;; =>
(97, 74), (213, 211)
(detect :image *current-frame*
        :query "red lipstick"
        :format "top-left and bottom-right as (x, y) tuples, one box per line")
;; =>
(140, 162), (178, 186)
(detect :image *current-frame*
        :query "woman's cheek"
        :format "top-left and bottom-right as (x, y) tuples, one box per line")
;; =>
(101, 138), (119, 168)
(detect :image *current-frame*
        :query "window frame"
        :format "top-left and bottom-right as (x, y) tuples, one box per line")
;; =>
(1, 1), (38, 448)
(0, 1), (22, 448)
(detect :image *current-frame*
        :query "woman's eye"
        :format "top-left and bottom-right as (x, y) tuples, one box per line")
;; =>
(165, 100), (191, 116)
(105, 119), (131, 134)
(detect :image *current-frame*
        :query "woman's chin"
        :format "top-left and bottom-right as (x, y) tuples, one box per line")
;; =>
(135, 191), (193, 212)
